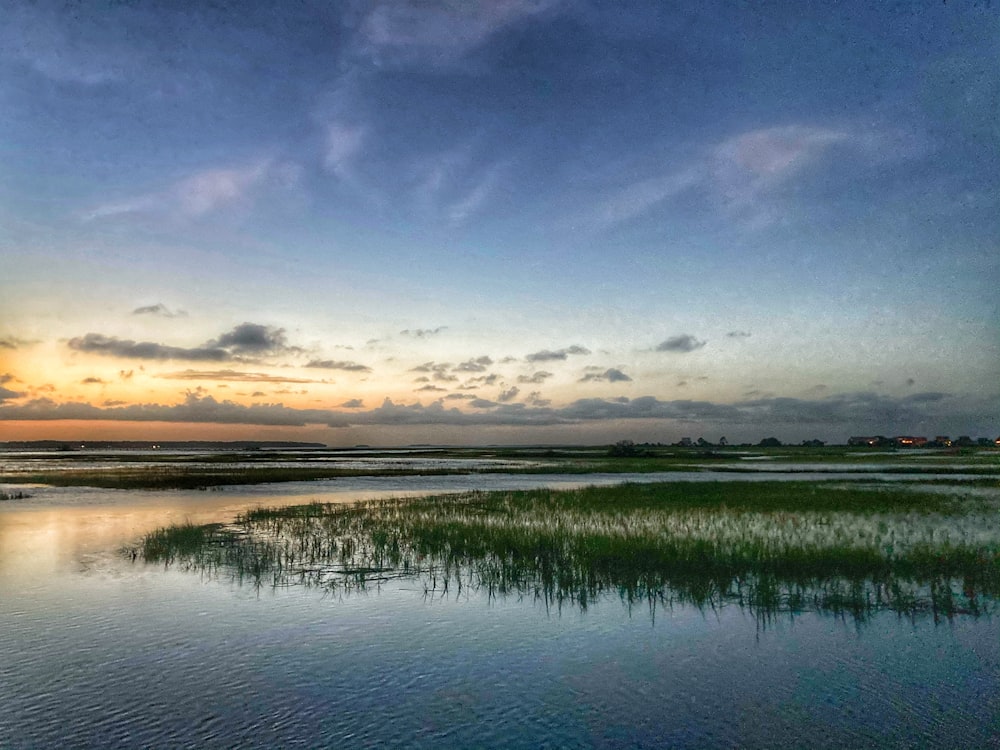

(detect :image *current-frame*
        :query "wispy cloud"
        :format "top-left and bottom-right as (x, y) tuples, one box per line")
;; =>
(0, 336), (34, 350)
(726, 330), (752, 338)
(656, 335), (705, 353)
(354, 0), (562, 69)
(83, 160), (295, 222)
(587, 123), (870, 232)
(324, 122), (366, 180)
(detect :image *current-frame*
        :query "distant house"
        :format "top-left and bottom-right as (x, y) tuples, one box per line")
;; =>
(848, 436), (887, 447)
(893, 436), (928, 448)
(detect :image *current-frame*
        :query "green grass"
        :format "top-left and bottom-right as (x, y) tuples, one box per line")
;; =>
(6, 445), (998, 489)
(134, 480), (1000, 622)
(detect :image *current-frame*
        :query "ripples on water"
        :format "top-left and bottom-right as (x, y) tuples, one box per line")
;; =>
(1, 455), (998, 748)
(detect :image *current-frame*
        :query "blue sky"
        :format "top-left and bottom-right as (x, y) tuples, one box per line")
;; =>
(1, 0), (997, 444)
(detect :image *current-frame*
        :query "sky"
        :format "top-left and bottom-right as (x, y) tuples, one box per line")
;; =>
(1, 0), (998, 446)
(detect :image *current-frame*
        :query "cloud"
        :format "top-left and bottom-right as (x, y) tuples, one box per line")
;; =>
(305, 359), (372, 373)
(83, 160), (296, 222)
(410, 361), (458, 382)
(498, 386), (520, 402)
(726, 330), (751, 338)
(0, 336), (34, 350)
(0, 385), (23, 403)
(324, 123), (366, 180)
(460, 373), (500, 389)
(400, 327), (447, 338)
(68, 333), (230, 362)
(206, 323), (298, 356)
(340, 399), (364, 408)
(355, 0), (561, 68)
(526, 345), (590, 362)
(157, 370), (320, 384)
(580, 368), (632, 383)
(132, 304), (187, 318)
(416, 384), (448, 392)
(68, 323), (306, 363)
(517, 371), (553, 384)
(454, 356), (493, 373)
(588, 124), (862, 232)
(656, 335), (706, 353)
(81, 377), (105, 385)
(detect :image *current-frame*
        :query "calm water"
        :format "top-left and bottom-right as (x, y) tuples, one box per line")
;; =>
(2, 467), (998, 747)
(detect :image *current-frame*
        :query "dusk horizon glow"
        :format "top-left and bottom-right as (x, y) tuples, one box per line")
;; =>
(2, 1), (997, 446)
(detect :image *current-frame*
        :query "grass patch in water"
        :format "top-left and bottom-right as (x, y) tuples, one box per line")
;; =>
(134, 481), (1000, 621)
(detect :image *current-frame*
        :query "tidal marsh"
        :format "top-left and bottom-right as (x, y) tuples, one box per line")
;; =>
(137, 481), (1000, 622)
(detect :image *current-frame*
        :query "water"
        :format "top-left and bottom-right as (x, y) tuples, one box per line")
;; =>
(2, 463), (998, 748)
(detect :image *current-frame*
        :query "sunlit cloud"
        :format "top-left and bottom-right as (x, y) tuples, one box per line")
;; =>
(157, 370), (321, 384)
(4, 388), (982, 434)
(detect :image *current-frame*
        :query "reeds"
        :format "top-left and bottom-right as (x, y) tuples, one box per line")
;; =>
(135, 481), (1000, 622)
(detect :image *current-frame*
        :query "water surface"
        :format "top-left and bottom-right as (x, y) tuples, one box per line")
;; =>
(1, 463), (998, 748)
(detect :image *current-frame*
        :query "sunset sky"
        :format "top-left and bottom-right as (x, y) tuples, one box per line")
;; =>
(1, 1), (997, 445)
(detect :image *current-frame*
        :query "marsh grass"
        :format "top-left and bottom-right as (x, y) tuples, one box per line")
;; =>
(6, 445), (998, 489)
(0, 490), (32, 501)
(135, 481), (1000, 621)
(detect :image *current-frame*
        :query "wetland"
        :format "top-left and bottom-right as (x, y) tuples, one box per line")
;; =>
(2, 445), (998, 747)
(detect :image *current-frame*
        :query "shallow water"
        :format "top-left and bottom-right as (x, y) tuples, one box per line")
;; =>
(2, 468), (999, 748)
